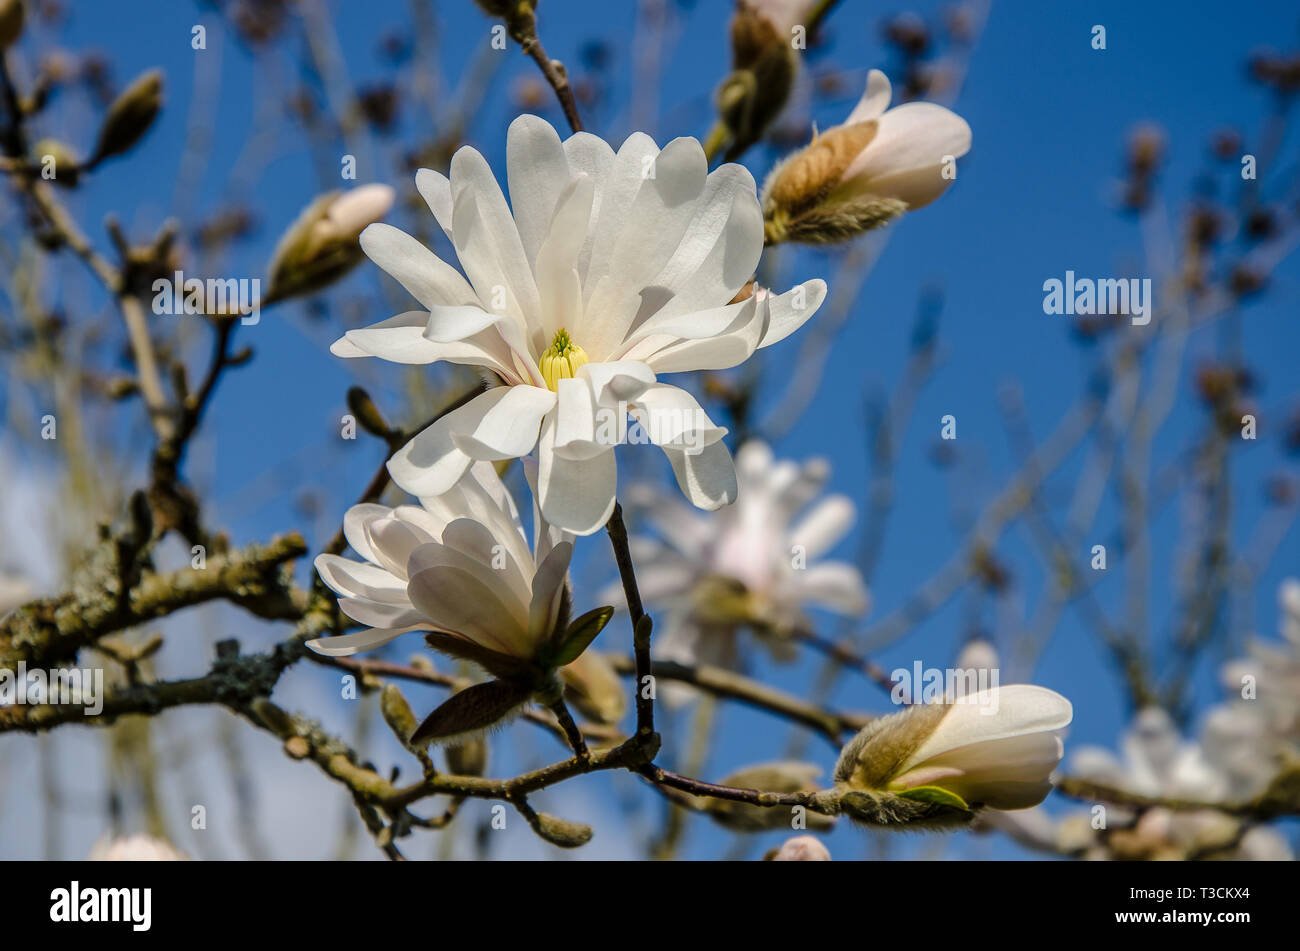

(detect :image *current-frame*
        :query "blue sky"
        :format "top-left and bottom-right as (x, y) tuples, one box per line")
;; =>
(5, 0), (1298, 859)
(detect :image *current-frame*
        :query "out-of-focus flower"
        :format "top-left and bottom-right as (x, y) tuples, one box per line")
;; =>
(89, 69), (163, 165)
(333, 115), (826, 534)
(1071, 707), (1228, 801)
(762, 69), (971, 244)
(89, 835), (189, 861)
(768, 834), (831, 861)
(716, 1), (812, 159)
(0, 569), (31, 618)
(615, 441), (866, 690)
(0, 0), (25, 51)
(266, 184), (395, 303)
(832, 685), (1072, 827)
(557, 649), (626, 726)
(307, 461), (613, 743)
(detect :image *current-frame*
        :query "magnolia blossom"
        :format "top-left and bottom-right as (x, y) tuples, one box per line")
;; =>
(332, 115), (826, 534)
(616, 440), (868, 680)
(267, 184), (396, 302)
(306, 461), (572, 669)
(763, 69), (972, 243)
(770, 835), (831, 861)
(88, 835), (188, 861)
(836, 685), (1073, 811)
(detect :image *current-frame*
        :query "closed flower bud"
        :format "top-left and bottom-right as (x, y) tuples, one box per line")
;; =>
(91, 69), (163, 164)
(767, 834), (830, 861)
(703, 761), (834, 832)
(530, 811), (594, 849)
(0, 0), (24, 51)
(558, 649), (627, 726)
(379, 683), (420, 748)
(446, 735), (489, 777)
(762, 69), (970, 244)
(266, 184), (395, 303)
(719, 1), (800, 159)
(833, 685), (1072, 828)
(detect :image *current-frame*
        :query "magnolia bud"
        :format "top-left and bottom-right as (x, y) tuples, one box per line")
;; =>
(558, 650), (626, 726)
(0, 0), (24, 51)
(703, 761), (834, 832)
(379, 684), (420, 748)
(767, 834), (831, 861)
(91, 69), (163, 164)
(265, 184), (394, 303)
(446, 736), (488, 777)
(718, 3), (798, 159)
(531, 812), (594, 849)
(833, 685), (1072, 828)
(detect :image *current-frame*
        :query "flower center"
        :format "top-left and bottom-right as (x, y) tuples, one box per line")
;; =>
(539, 328), (589, 391)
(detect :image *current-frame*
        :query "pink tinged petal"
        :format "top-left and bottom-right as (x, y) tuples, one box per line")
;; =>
(506, 114), (573, 267)
(662, 439), (738, 511)
(538, 415), (618, 535)
(358, 223), (478, 309)
(757, 279), (828, 349)
(844, 68), (893, 125)
(841, 102), (972, 208)
(407, 562), (532, 657)
(449, 146), (543, 329)
(788, 561), (870, 616)
(900, 685), (1074, 777)
(561, 131), (617, 281)
(527, 540), (574, 643)
(338, 597), (428, 630)
(788, 493), (855, 559)
(387, 389), (502, 497)
(314, 554), (410, 604)
(581, 136), (709, 358)
(629, 384), (728, 449)
(306, 626), (422, 657)
(449, 384), (554, 461)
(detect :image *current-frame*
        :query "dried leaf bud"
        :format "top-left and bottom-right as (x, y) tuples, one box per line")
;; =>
(767, 834), (831, 861)
(91, 69), (163, 164)
(0, 0), (24, 51)
(266, 184), (395, 303)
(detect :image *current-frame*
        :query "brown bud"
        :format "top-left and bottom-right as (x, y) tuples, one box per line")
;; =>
(0, 0), (24, 51)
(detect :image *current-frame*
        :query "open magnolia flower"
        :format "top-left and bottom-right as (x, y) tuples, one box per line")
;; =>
(763, 69), (971, 243)
(307, 461), (613, 743)
(332, 114), (826, 534)
(832, 685), (1072, 827)
(615, 440), (868, 685)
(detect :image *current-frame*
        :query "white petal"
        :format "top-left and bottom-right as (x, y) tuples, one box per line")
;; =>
(788, 561), (869, 615)
(842, 102), (972, 208)
(527, 540), (574, 642)
(314, 553), (409, 603)
(359, 223), (477, 309)
(387, 389), (503, 497)
(306, 627), (421, 657)
(538, 415), (618, 535)
(662, 439), (737, 511)
(331, 311), (436, 362)
(342, 503), (391, 563)
(415, 168), (454, 241)
(757, 279), (827, 349)
(561, 131), (616, 282)
(338, 597), (427, 631)
(844, 69), (893, 125)
(577, 359), (657, 407)
(787, 493), (854, 558)
(448, 384), (555, 461)
(407, 562), (532, 656)
(629, 384), (727, 449)
(506, 114), (572, 267)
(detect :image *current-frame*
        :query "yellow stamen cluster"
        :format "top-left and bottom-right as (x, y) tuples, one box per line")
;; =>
(540, 328), (589, 391)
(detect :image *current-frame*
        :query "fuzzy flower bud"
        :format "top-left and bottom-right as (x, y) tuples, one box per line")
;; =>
(0, 0), (25, 51)
(266, 184), (395, 303)
(91, 69), (163, 164)
(762, 69), (970, 244)
(832, 685), (1072, 828)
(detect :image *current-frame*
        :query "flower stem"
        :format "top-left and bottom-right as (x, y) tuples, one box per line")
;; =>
(605, 501), (655, 738)
(545, 695), (589, 764)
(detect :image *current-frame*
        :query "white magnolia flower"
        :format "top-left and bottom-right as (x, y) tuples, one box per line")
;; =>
(836, 685), (1073, 812)
(307, 461), (575, 671)
(332, 115), (826, 534)
(1217, 577), (1300, 757)
(1070, 707), (1229, 801)
(770, 834), (831, 861)
(616, 440), (868, 677)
